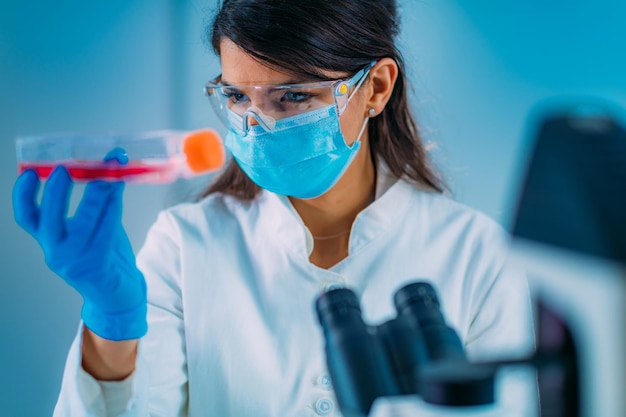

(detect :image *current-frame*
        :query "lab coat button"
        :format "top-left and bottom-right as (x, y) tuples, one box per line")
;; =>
(316, 372), (332, 390)
(315, 397), (334, 416)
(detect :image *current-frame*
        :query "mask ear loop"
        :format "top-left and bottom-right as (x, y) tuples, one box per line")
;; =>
(350, 108), (375, 149)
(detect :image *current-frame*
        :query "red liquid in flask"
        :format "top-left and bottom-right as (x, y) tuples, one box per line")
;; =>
(18, 161), (180, 183)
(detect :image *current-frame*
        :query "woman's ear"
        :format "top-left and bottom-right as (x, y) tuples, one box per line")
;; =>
(365, 58), (398, 117)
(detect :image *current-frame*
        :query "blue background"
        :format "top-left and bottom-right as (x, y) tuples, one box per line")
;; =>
(1, 1), (624, 415)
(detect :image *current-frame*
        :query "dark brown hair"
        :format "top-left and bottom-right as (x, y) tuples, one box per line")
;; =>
(201, 0), (446, 200)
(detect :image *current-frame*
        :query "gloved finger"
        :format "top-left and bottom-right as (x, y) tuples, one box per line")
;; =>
(72, 180), (124, 241)
(75, 147), (127, 240)
(39, 166), (72, 243)
(12, 169), (41, 236)
(89, 181), (125, 245)
(103, 147), (129, 165)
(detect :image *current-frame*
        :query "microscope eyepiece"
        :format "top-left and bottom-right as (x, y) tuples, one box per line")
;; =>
(394, 281), (440, 311)
(315, 288), (361, 322)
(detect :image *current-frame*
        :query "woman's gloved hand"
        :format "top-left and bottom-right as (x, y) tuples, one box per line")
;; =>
(12, 159), (147, 341)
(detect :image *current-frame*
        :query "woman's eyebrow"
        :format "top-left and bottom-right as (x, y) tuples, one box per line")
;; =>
(219, 77), (319, 86)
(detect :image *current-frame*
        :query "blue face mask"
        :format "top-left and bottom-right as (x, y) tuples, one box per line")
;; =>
(224, 105), (369, 199)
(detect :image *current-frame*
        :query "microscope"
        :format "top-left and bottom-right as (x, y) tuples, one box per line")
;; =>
(315, 102), (626, 417)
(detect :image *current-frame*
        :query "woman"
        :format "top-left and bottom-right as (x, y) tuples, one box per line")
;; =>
(13, 0), (536, 416)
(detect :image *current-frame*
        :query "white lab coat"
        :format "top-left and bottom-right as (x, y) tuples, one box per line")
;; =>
(53, 172), (536, 417)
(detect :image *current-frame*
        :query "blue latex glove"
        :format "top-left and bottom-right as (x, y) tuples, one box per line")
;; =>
(12, 153), (147, 341)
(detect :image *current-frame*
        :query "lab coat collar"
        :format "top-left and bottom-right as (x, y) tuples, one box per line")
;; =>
(266, 162), (414, 263)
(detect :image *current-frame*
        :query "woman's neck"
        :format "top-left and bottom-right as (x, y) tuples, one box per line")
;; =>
(289, 144), (376, 268)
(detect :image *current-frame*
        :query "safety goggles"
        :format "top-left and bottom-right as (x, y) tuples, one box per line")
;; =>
(204, 62), (375, 134)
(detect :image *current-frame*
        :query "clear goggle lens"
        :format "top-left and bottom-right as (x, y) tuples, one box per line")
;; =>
(205, 62), (375, 134)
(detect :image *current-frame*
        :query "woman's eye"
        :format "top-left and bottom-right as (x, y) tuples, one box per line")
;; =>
(282, 91), (313, 102)
(222, 90), (248, 104)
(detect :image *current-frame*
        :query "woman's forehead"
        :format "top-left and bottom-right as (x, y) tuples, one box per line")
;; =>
(219, 38), (346, 85)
